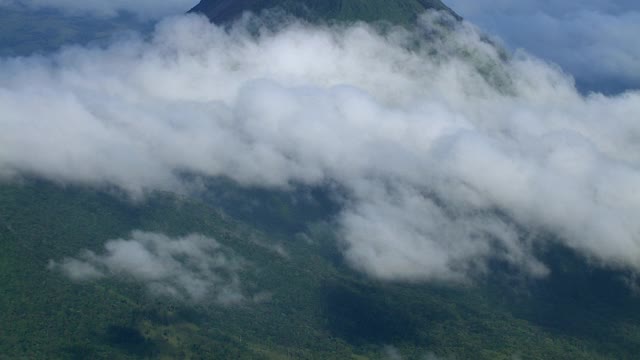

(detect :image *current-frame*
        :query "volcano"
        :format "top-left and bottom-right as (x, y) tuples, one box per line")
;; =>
(189, 0), (460, 25)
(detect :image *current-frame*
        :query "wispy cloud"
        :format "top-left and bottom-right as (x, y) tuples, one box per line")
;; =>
(49, 231), (246, 304)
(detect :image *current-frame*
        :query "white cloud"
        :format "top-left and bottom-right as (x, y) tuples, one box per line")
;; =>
(49, 231), (246, 304)
(3, 12), (640, 282)
(0, 0), (199, 19)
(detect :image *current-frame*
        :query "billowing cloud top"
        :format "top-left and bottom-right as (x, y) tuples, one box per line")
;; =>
(3, 12), (640, 283)
(0, 0), (199, 19)
(447, 0), (640, 92)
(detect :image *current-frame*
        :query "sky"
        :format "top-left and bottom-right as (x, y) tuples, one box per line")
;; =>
(447, 0), (640, 93)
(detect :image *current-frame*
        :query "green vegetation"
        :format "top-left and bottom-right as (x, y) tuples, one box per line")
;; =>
(1, 180), (639, 359)
(189, 0), (460, 25)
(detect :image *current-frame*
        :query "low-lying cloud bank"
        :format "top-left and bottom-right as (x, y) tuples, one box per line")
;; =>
(446, 0), (640, 92)
(49, 231), (246, 303)
(3, 12), (640, 282)
(0, 0), (199, 19)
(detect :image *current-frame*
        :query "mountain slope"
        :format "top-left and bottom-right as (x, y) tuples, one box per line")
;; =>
(189, 0), (460, 25)
(2, 180), (640, 359)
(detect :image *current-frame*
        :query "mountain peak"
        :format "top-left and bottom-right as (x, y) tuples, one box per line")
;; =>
(190, 0), (459, 25)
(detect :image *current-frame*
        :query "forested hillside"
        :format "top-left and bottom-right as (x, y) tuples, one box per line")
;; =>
(1, 180), (639, 359)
